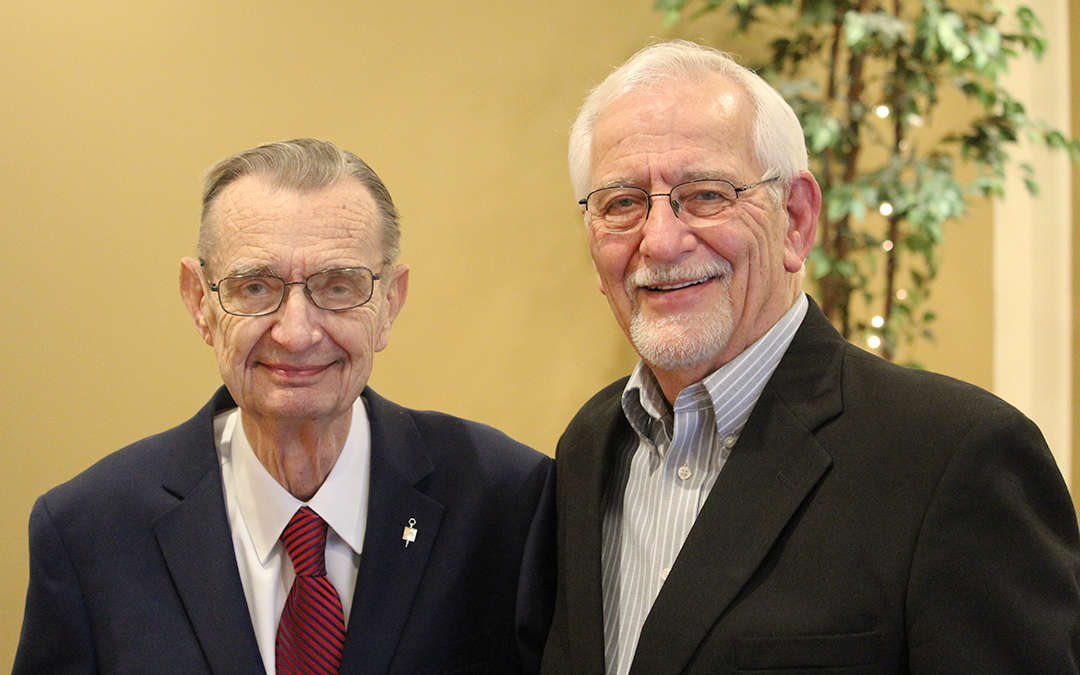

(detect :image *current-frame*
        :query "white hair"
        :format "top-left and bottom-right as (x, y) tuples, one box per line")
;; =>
(568, 40), (808, 201)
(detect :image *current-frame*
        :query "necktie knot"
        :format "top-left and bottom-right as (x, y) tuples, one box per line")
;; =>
(281, 506), (329, 577)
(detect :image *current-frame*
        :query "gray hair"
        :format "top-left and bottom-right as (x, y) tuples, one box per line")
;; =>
(198, 138), (401, 270)
(568, 40), (807, 202)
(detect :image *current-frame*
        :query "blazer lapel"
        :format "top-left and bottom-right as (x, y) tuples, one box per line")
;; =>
(630, 301), (846, 675)
(338, 389), (445, 675)
(559, 382), (632, 675)
(153, 388), (265, 675)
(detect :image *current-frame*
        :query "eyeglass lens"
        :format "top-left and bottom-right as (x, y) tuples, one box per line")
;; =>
(216, 268), (375, 316)
(585, 180), (742, 232)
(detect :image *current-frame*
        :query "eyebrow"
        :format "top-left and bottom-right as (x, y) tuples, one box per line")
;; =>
(683, 170), (736, 183)
(222, 262), (277, 278)
(596, 171), (738, 191)
(219, 263), (373, 280)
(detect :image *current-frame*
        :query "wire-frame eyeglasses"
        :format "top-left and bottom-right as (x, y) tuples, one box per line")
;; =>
(579, 176), (780, 233)
(208, 267), (382, 317)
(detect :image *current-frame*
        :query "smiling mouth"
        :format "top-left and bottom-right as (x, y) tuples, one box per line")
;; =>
(644, 277), (713, 292)
(628, 261), (733, 298)
(260, 362), (333, 377)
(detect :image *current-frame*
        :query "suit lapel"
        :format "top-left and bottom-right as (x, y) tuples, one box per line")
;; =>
(630, 301), (847, 675)
(338, 389), (445, 675)
(153, 388), (265, 675)
(558, 382), (632, 675)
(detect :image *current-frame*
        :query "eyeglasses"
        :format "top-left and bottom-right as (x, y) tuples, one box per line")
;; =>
(579, 177), (780, 234)
(208, 267), (382, 317)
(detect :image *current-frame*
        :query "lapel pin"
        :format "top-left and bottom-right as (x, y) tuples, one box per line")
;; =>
(402, 518), (417, 547)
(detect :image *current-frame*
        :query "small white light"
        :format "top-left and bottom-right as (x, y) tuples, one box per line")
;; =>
(879, 202), (893, 216)
(881, 240), (894, 252)
(876, 105), (890, 118)
(896, 289), (908, 300)
(872, 316), (885, 328)
(868, 336), (881, 349)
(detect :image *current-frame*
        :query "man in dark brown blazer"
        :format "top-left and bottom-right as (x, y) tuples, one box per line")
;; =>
(541, 40), (1079, 675)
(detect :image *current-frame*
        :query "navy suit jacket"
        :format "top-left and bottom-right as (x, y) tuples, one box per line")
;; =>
(14, 387), (555, 675)
(542, 299), (1080, 674)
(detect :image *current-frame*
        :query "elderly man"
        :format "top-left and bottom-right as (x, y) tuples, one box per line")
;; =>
(14, 138), (555, 675)
(541, 41), (1080, 675)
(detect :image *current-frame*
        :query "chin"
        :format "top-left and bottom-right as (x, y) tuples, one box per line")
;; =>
(630, 312), (734, 372)
(247, 390), (350, 424)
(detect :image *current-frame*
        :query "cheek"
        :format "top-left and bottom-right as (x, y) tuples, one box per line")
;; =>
(214, 318), (260, 367)
(703, 218), (778, 271)
(332, 313), (383, 362)
(590, 237), (635, 290)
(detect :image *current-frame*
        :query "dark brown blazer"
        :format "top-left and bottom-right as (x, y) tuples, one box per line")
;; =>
(542, 299), (1080, 674)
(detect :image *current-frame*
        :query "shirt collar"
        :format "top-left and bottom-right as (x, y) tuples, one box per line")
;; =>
(225, 396), (371, 565)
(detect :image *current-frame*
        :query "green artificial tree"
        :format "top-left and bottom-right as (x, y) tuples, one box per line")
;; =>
(656, 0), (1079, 360)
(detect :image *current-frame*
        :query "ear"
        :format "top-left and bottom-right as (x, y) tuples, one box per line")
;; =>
(782, 170), (821, 273)
(179, 257), (215, 346)
(593, 259), (607, 296)
(374, 264), (409, 352)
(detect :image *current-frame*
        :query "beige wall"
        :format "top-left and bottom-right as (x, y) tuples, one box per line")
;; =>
(2, 0), (1061, 667)
(1072, 2), (1080, 515)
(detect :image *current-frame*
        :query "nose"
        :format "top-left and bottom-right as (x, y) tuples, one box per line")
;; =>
(269, 283), (324, 352)
(639, 193), (696, 263)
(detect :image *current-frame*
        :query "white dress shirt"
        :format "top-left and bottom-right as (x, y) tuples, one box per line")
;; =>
(215, 395), (371, 675)
(602, 294), (808, 675)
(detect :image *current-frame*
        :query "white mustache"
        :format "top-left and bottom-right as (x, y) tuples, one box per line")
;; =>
(626, 260), (732, 293)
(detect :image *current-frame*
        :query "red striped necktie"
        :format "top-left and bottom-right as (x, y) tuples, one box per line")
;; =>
(275, 506), (346, 675)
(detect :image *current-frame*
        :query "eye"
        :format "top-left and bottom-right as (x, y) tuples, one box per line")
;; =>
(309, 270), (366, 302)
(325, 281), (355, 298)
(678, 181), (737, 217)
(690, 188), (727, 202)
(683, 186), (731, 204)
(234, 277), (273, 297)
(602, 192), (645, 216)
(588, 188), (648, 232)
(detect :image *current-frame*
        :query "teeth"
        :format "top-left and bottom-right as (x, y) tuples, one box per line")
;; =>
(649, 278), (708, 291)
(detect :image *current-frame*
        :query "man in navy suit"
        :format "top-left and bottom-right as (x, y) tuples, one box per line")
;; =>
(14, 138), (555, 675)
(540, 41), (1080, 674)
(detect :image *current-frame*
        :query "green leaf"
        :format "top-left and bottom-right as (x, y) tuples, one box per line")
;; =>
(844, 10), (909, 52)
(937, 12), (972, 62)
(806, 247), (832, 280)
(807, 115), (842, 153)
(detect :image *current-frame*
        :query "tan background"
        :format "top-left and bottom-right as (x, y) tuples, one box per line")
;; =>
(0, 0), (1074, 668)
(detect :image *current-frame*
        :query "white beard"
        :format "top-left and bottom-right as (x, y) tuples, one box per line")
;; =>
(626, 261), (734, 371)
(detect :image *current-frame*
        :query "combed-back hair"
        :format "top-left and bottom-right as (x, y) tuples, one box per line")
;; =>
(198, 138), (401, 271)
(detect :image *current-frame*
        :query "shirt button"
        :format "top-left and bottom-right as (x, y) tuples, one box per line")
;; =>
(677, 465), (692, 480)
(724, 435), (738, 449)
(661, 567), (671, 581)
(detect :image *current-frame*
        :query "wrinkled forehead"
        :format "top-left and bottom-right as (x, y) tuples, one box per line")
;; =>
(205, 175), (383, 275)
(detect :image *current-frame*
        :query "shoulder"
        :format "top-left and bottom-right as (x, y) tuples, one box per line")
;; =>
(840, 344), (1032, 432)
(810, 343), (1060, 511)
(559, 377), (630, 444)
(786, 303), (1033, 435)
(364, 388), (553, 486)
(36, 390), (226, 524)
(564, 377), (629, 433)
